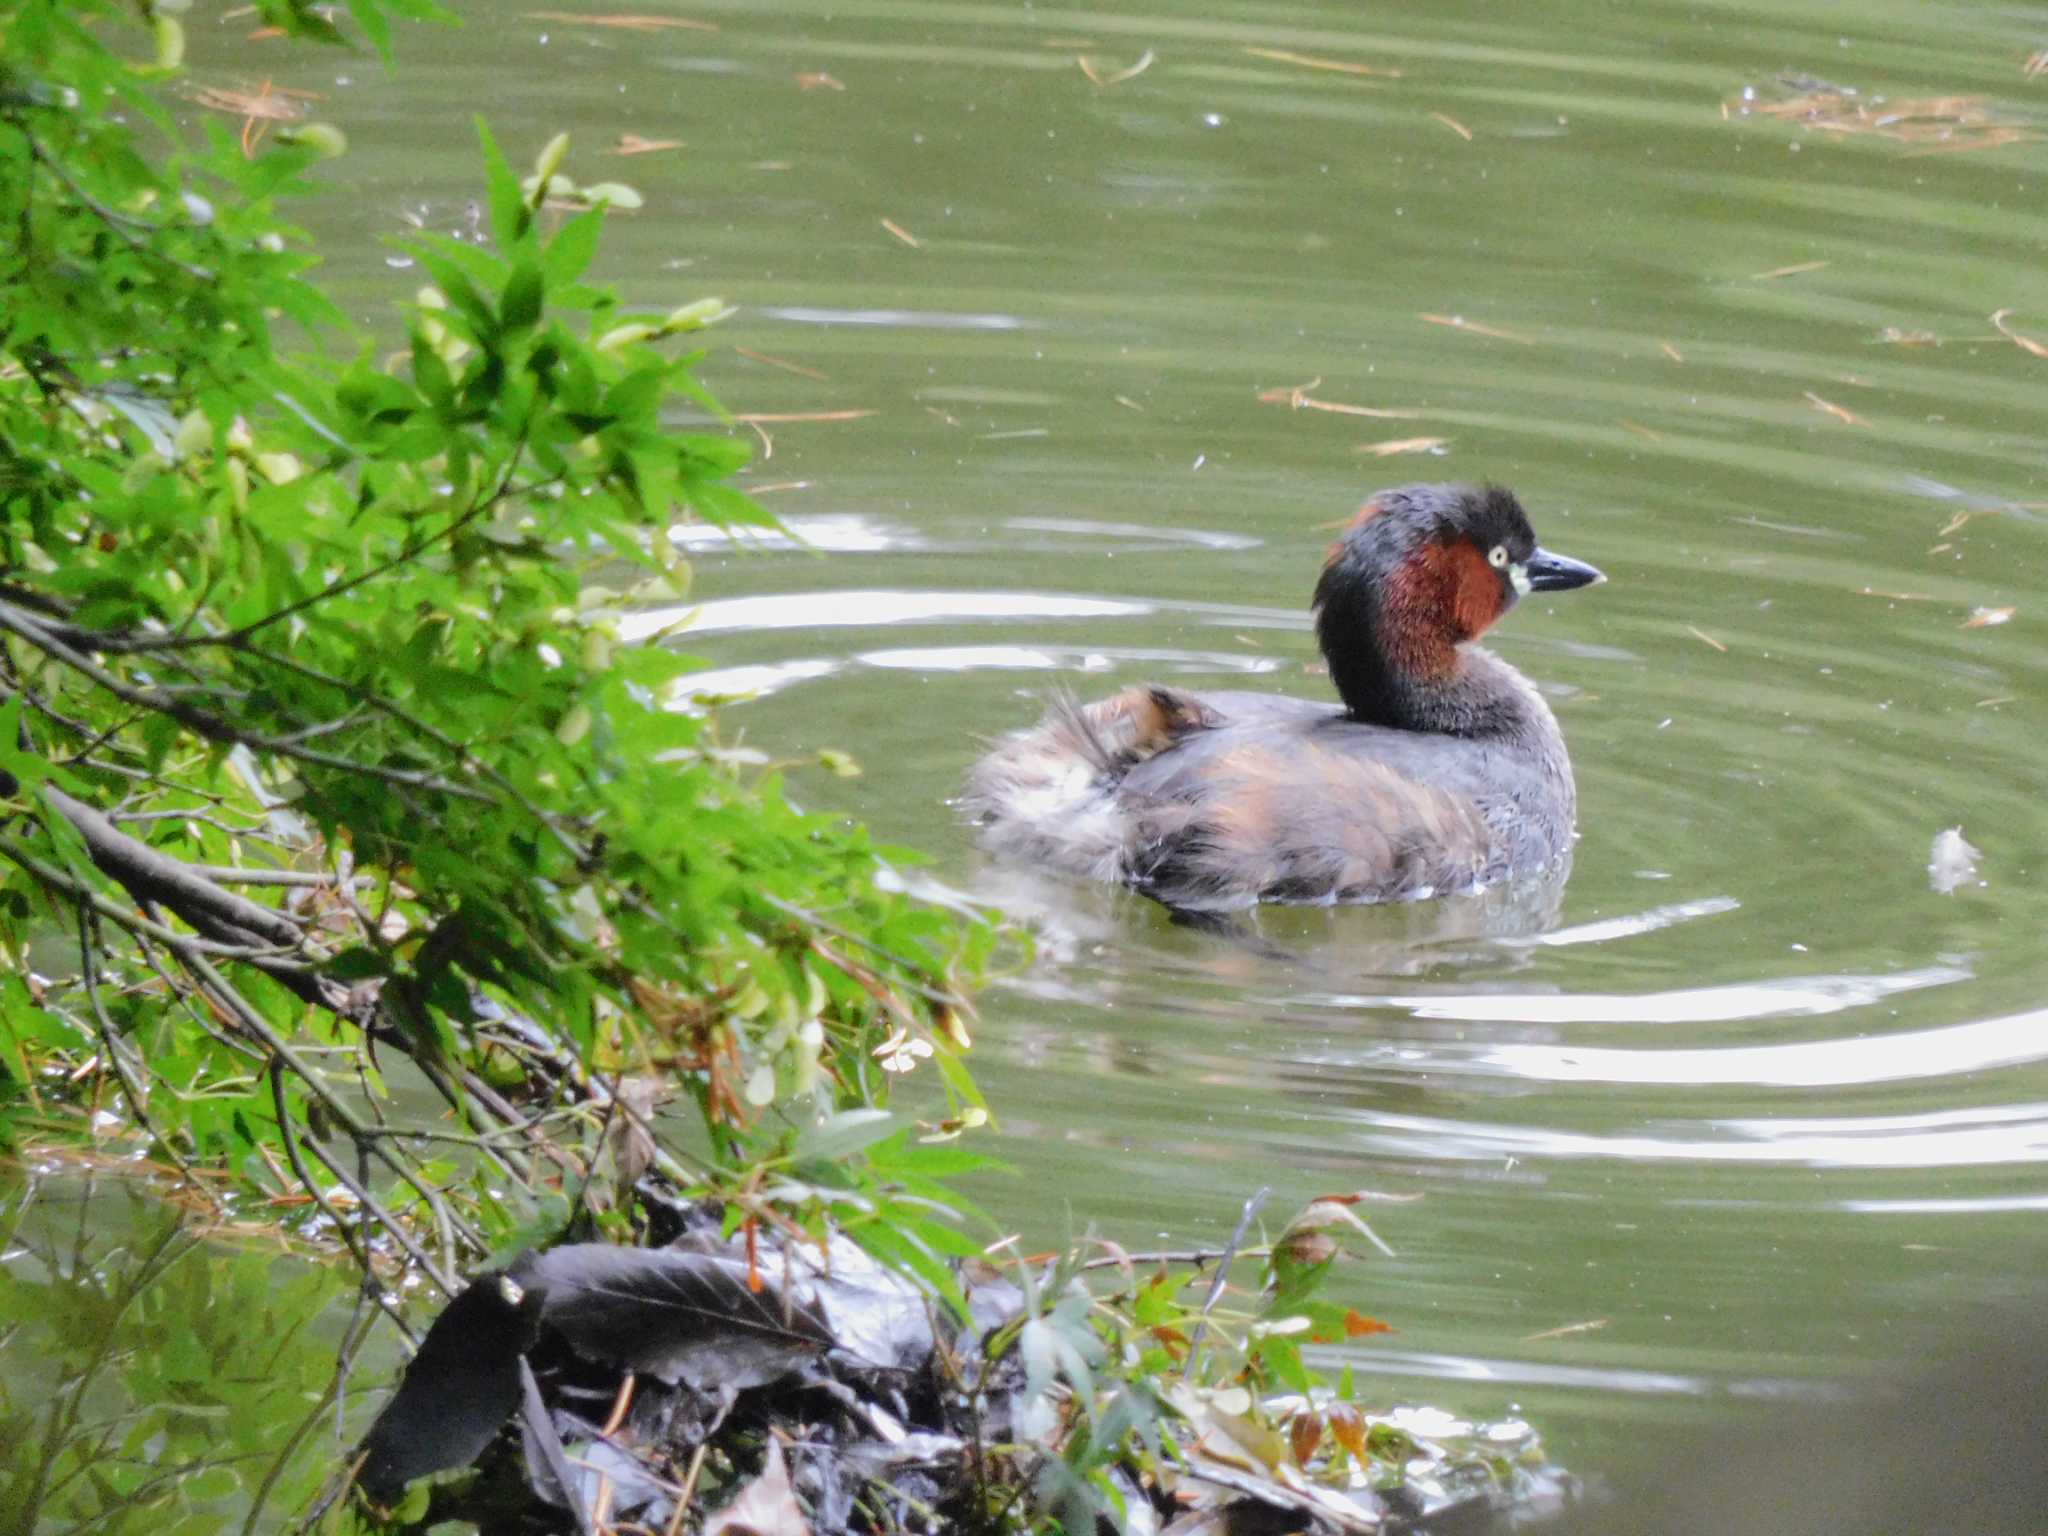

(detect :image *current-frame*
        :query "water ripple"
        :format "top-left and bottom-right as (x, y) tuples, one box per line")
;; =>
(1290, 962), (1968, 1026)
(1471, 1005), (2048, 1087)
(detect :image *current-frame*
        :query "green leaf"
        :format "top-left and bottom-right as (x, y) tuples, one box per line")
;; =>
(474, 116), (529, 251)
(500, 254), (544, 334)
(792, 1108), (898, 1165)
(544, 208), (605, 288)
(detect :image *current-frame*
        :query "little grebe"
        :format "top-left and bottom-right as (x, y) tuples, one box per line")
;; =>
(962, 483), (1603, 911)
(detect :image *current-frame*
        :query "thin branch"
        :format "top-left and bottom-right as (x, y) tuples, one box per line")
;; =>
(142, 457), (554, 654)
(128, 933), (267, 1062)
(21, 127), (217, 284)
(1076, 1247), (1237, 1272)
(227, 636), (596, 862)
(761, 890), (972, 1009)
(110, 808), (270, 831)
(239, 1299), (381, 1536)
(294, 1131), (456, 1295)
(268, 1061), (419, 1338)
(0, 836), (315, 969)
(74, 901), (221, 1211)
(0, 602), (493, 802)
(1182, 1186), (1271, 1382)
(183, 866), (371, 889)
(173, 949), (485, 1259)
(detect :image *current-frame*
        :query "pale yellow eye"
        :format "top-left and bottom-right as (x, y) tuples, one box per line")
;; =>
(1487, 544), (1509, 569)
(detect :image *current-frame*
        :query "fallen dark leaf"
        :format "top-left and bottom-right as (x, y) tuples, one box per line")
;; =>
(357, 1268), (540, 1502)
(524, 1243), (835, 1389)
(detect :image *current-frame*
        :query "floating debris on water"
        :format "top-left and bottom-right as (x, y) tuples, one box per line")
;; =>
(1242, 46), (1402, 79)
(1928, 827), (1982, 894)
(1078, 49), (1154, 87)
(1419, 312), (1535, 344)
(1257, 377), (1422, 419)
(1724, 77), (2038, 153)
(1804, 390), (1869, 426)
(1961, 605), (2015, 628)
(1356, 435), (1450, 457)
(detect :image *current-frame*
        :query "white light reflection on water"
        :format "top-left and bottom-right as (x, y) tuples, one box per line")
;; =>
(1845, 1191), (2048, 1214)
(1349, 1102), (2048, 1168)
(669, 639), (1280, 707)
(757, 305), (1035, 330)
(1312, 1346), (1721, 1398)
(1508, 896), (1742, 949)
(856, 644), (1281, 675)
(619, 589), (1149, 642)
(1005, 516), (1263, 551)
(1295, 963), (1966, 1026)
(1469, 1006), (2048, 1087)
(674, 659), (840, 702)
(668, 514), (916, 553)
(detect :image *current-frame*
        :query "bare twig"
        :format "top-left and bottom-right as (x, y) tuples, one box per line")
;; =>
(0, 603), (493, 802)
(22, 129), (216, 283)
(1182, 1186), (1270, 1380)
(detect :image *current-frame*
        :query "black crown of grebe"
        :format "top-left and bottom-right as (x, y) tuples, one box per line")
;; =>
(962, 483), (1604, 912)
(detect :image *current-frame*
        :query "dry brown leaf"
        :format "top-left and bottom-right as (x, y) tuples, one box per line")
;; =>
(1752, 259), (1829, 279)
(1618, 419), (1663, 441)
(526, 10), (716, 30)
(610, 134), (682, 155)
(1419, 312), (1533, 343)
(1990, 308), (2048, 358)
(735, 347), (829, 381)
(1904, 128), (2040, 156)
(2027, 48), (2048, 78)
(1325, 1402), (1366, 1458)
(1243, 46), (1401, 78)
(1257, 379), (1421, 419)
(1302, 399), (1421, 419)
(879, 218), (921, 248)
(1078, 49), (1154, 88)
(1289, 1412), (1323, 1464)
(185, 83), (311, 121)
(1659, 339), (1685, 362)
(1523, 1318), (1610, 1342)
(1356, 435), (1448, 457)
(795, 71), (844, 91)
(1430, 111), (1473, 140)
(1687, 625), (1728, 652)
(1804, 390), (1868, 426)
(1114, 394), (1145, 411)
(1726, 85), (2031, 155)
(1962, 605), (2016, 628)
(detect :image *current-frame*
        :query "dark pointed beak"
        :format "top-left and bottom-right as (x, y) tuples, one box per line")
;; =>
(1525, 546), (1605, 593)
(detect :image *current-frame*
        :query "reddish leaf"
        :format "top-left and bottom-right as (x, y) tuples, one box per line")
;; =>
(1289, 1411), (1324, 1464)
(1327, 1402), (1366, 1459)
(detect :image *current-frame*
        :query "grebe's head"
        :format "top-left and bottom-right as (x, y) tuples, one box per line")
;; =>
(1314, 483), (1602, 723)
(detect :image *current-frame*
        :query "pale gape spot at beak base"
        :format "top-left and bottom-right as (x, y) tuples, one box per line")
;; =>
(1509, 562), (1533, 597)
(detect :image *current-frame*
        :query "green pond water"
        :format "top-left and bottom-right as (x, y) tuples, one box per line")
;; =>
(65, 0), (2048, 1510)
